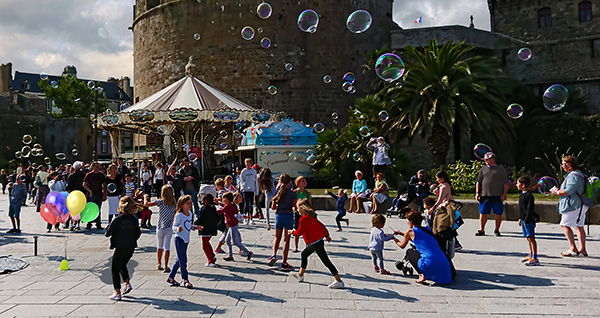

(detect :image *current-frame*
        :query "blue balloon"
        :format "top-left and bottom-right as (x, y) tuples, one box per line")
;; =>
(45, 191), (68, 214)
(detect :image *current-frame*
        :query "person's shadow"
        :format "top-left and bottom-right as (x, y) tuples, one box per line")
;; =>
(443, 269), (555, 290)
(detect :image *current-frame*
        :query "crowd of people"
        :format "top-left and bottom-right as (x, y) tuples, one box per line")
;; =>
(0, 150), (595, 300)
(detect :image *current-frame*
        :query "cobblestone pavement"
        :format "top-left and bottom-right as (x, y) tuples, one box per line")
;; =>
(0, 193), (599, 317)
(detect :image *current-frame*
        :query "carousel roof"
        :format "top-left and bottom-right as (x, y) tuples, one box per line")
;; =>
(123, 75), (256, 113)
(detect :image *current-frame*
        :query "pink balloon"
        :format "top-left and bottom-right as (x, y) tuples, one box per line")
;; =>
(57, 213), (70, 224)
(46, 203), (62, 217)
(71, 213), (81, 221)
(40, 204), (58, 225)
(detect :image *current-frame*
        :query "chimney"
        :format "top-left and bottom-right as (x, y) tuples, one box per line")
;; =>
(0, 63), (12, 93)
(119, 76), (133, 100)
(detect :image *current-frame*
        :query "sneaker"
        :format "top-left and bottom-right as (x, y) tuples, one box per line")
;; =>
(380, 269), (391, 275)
(224, 256), (234, 261)
(280, 262), (294, 271)
(328, 281), (345, 289)
(454, 242), (463, 251)
(212, 257), (218, 263)
(524, 258), (540, 266)
(96, 225), (104, 230)
(345, 219), (350, 226)
(246, 251), (253, 261)
(494, 230), (501, 237)
(292, 249), (300, 253)
(373, 266), (380, 273)
(163, 267), (171, 273)
(7, 229), (16, 233)
(267, 225), (272, 231)
(520, 254), (531, 263)
(166, 278), (180, 286)
(15, 229), (21, 233)
(122, 283), (133, 295)
(206, 263), (217, 267)
(336, 229), (343, 232)
(475, 230), (485, 236)
(291, 272), (304, 282)
(267, 255), (277, 266)
(109, 293), (122, 301)
(215, 248), (226, 254)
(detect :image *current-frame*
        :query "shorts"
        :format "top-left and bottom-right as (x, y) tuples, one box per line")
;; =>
(156, 228), (173, 251)
(107, 196), (120, 216)
(479, 196), (504, 215)
(351, 192), (367, 199)
(8, 203), (21, 218)
(275, 214), (294, 230)
(521, 222), (536, 238)
(560, 206), (588, 228)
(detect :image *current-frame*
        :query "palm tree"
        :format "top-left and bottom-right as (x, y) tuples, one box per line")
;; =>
(380, 40), (518, 167)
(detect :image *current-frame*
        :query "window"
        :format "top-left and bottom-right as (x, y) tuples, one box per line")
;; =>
(579, 1), (592, 22)
(538, 7), (552, 28)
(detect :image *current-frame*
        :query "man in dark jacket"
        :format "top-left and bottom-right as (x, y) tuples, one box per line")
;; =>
(179, 158), (200, 215)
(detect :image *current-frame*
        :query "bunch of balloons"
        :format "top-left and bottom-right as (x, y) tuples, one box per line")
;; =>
(40, 190), (100, 225)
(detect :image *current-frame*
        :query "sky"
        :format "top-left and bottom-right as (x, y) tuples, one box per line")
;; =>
(0, 0), (490, 83)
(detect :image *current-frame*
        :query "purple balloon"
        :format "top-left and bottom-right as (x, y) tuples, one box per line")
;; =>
(45, 191), (68, 214)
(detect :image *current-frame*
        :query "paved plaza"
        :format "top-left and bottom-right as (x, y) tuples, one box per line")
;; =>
(0, 192), (599, 317)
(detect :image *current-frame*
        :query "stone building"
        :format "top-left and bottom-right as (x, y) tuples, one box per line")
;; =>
(132, 0), (396, 123)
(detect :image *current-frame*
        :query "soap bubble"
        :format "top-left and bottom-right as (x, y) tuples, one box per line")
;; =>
(306, 149), (315, 156)
(537, 177), (558, 195)
(219, 143), (228, 150)
(157, 125), (168, 136)
(375, 53), (405, 82)
(241, 26), (255, 40)
(473, 143), (492, 160)
(40, 73), (48, 80)
(306, 154), (317, 165)
(55, 153), (67, 161)
(267, 85), (278, 95)
(15, 151), (22, 159)
(342, 82), (353, 93)
(44, 157), (51, 165)
(346, 10), (372, 33)
(210, 122), (219, 129)
(298, 9), (319, 33)
(323, 75), (332, 84)
(517, 48), (532, 61)
(284, 63), (293, 71)
(141, 127), (151, 134)
(358, 126), (371, 137)
(194, 33), (201, 40)
(33, 143), (42, 149)
(20, 146), (31, 157)
(378, 110), (389, 121)
(256, 2), (272, 19)
(342, 72), (356, 84)
(50, 80), (59, 88)
(98, 27), (109, 39)
(219, 130), (228, 139)
(506, 103), (524, 119)
(352, 153), (363, 162)
(72, 148), (78, 156)
(260, 37), (272, 49)
(22, 135), (32, 144)
(330, 112), (339, 120)
(87, 81), (95, 89)
(313, 123), (325, 133)
(107, 183), (117, 194)
(543, 84), (569, 112)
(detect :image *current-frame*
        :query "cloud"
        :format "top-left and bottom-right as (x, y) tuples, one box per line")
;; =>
(393, 0), (491, 30)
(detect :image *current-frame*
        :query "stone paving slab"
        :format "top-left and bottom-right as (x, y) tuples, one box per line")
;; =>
(0, 193), (599, 317)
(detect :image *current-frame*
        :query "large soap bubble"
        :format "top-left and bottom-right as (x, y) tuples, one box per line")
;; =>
(375, 53), (405, 82)
(537, 177), (558, 195)
(543, 84), (568, 112)
(506, 104), (524, 119)
(517, 48), (532, 61)
(473, 143), (492, 160)
(241, 26), (255, 40)
(298, 9), (319, 33)
(256, 2), (272, 19)
(346, 10), (372, 33)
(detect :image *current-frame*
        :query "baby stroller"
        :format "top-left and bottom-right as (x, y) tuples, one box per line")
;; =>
(387, 181), (417, 218)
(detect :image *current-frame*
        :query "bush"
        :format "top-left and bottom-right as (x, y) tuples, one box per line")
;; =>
(432, 160), (484, 193)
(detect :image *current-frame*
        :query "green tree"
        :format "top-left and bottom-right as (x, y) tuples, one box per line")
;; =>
(39, 75), (108, 118)
(380, 40), (518, 167)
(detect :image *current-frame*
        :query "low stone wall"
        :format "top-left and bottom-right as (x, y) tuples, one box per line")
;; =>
(312, 195), (600, 224)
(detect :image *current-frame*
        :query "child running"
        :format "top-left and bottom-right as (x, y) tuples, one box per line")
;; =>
(195, 194), (219, 267)
(368, 214), (398, 274)
(326, 189), (349, 231)
(268, 173), (296, 271)
(517, 176), (540, 266)
(289, 199), (345, 289)
(167, 195), (197, 288)
(293, 176), (311, 252)
(145, 184), (177, 273)
(105, 197), (142, 301)
(219, 192), (253, 261)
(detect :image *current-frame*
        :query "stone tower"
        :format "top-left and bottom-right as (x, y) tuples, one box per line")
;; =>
(488, 0), (600, 112)
(132, 0), (395, 122)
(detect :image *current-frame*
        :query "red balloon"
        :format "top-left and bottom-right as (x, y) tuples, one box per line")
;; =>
(57, 213), (70, 224)
(40, 204), (58, 225)
(46, 203), (62, 217)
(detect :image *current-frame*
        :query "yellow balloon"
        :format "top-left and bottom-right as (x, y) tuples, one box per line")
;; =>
(67, 190), (87, 216)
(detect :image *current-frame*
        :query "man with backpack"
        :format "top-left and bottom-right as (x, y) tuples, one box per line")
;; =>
(550, 155), (588, 257)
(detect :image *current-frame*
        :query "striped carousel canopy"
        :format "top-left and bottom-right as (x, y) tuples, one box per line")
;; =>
(123, 74), (256, 113)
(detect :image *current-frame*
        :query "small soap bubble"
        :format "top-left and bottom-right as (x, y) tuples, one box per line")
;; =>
(241, 26), (255, 40)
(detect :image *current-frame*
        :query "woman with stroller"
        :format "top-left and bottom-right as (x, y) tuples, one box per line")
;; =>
(393, 210), (452, 285)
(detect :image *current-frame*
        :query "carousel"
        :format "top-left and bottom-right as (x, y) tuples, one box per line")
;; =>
(97, 58), (281, 179)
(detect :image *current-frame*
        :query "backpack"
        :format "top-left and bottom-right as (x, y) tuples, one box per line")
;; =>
(432, 203), (455, 235)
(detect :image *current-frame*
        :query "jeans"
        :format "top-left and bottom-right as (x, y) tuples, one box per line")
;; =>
(36, 185), (50, 212)
(300, 240), (338, 276)
(184, 188), (199, 217)
(242, 192), (254, 218)
(225, 225), (249, 257)
(404, 247), (422, 274)
(264, 193), (273, 226)
(335, 213), (348, 230)
(202, 236), (215, 263)
(111, 248), (134, 290)
(370, 249), (384, 269)
(169, 237), (189, 281)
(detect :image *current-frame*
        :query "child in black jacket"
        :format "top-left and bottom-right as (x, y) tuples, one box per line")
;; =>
(326, 189), (349, 231)
(105, 197), (142, 301)
(194, 194), (219, 266)
(517, 176), (540, 266)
